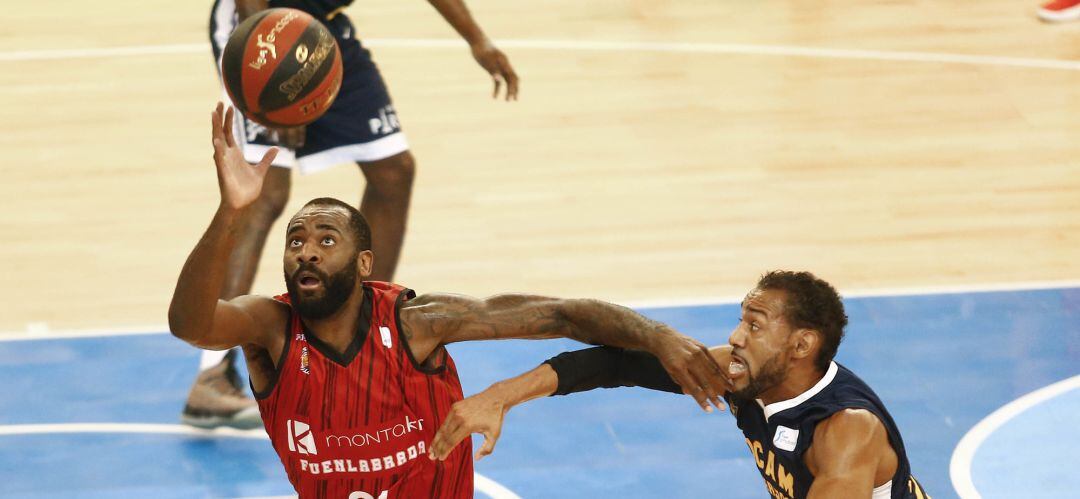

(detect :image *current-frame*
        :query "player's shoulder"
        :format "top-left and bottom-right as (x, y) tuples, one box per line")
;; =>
(822, 407), (883, 428)
(230, 294), (291, 327)
(814, 407), (887, 450)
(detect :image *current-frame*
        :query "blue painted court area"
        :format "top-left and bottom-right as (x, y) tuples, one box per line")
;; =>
(968, 383), (1080, 498)
(0, 287), (1077, 498)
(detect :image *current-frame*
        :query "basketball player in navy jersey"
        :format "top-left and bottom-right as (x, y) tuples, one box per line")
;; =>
(187, 0), (519, 428)
(430, 271), (932, 499)
(167, 104), (727, 498)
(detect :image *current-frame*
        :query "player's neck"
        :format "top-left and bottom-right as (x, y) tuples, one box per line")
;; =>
(301, 285), (367, 352)
(758, 363), (826, 406)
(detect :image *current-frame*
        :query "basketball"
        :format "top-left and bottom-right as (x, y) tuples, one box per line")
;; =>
(220, 8), (343, 128)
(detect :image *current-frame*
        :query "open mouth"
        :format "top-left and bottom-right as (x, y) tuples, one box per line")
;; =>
(728, 354), (748, 379)
(296, 271), (323, 291)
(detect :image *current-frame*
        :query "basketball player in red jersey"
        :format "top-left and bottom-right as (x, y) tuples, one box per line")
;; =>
(185, 0), (520, 429)
(168, 103), (729, 498)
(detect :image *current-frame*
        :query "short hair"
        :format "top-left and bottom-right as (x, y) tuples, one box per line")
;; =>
(300, 197), (372, 251)
(756, 270), (848, 371)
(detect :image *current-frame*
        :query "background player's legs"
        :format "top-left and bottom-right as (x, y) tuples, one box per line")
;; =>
(182, 166), (291, 429)
(359, 151), (415, 282)
(219, 166), (292, 298)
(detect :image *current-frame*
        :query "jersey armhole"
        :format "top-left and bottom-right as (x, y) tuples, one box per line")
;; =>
(251, 307), (294, 400)
(394, 288), (448, 375)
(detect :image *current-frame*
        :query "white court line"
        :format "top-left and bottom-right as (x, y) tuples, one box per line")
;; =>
(4, 38), (1080, 72)
(624, 278), (1080, 309)
(1, 279), (1078, 341)
(0, 422), (265, 438)
(949, 375), (1080, 499)
(0, 423), (521, 499)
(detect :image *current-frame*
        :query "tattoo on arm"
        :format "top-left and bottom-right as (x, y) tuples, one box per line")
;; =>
(409, 294), (672, 351)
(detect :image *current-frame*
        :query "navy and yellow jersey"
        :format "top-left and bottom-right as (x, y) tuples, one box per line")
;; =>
(724, 362), (929, 499)
(267, 0), (357, 40)
(545, 348), (930, 499)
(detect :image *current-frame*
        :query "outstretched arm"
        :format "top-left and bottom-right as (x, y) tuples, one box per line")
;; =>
(429, 363), (558, 461)
(428, 346), (733, 461)
(427, 0), (519, 100)
(167, 104), (284, 350)
(400, 293), (728, 410)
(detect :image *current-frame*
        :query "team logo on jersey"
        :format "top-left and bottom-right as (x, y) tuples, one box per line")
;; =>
(368, 105), (401, 135)
(772, 425), (799, 452)
(287, 419), (318, 456)
(379, 326), (393, 349)
(295, 414), (429, 478)
(300, 346), (310, 375)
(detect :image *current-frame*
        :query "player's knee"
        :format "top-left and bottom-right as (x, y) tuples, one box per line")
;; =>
(363, 153), (416, 192)
(251, 183), (290, 225)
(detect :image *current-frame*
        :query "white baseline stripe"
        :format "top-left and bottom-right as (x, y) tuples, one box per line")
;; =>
(0, 423), (520, 499)
(4, 38), (1080, 72)
(949, 375), (1080, 499)
(624, 278), (1080, 310)
(0, 325), (174, 342)
(0, 43), (208, 61)
(1, 279), (1078, 341)
(0, 423), (266, 439)
(474, 473), (524, 499)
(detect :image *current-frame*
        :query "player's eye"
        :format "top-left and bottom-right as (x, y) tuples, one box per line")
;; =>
(321, 237), (335, 246)
(749, 322), (760, 332)
(289, 239), (302, 248)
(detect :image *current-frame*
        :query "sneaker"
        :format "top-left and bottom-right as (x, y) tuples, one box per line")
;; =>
(1038, 0), (1080, 22)
(180, 350), (262, 429)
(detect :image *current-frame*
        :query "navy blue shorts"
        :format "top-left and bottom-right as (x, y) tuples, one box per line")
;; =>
(210, 1), (407, 173)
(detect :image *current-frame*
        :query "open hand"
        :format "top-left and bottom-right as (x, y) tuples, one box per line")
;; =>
(211, 102), (278, 210)
(471, 40), (519, 101)
(428, 391), (506, 462)
(653, 333), (730, 413)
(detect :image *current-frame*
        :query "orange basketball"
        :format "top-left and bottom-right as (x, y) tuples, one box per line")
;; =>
(221, 8), (343, 128)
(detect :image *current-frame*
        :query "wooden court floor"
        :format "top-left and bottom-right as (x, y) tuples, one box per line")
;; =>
(2, 0), (1079, 332)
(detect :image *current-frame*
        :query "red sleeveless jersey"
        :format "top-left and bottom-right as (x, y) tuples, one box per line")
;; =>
(257, 282), (473, 499)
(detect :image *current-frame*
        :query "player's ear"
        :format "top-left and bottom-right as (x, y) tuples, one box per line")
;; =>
(357, 249), (374, 278)
(791, 328), (819, 360)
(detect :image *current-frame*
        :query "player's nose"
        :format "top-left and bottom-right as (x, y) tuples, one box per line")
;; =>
(297, 245), (321, 264)
(728, 326), (745, 348)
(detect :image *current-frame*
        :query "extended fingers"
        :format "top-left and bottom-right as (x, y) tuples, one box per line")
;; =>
(429, 423), (459, 460)
(500, 57), (519, 101)
(475, 430), (500, 461)
(254, 147), (279, 175)
(429, 407), (473, 461)
(223, 107), (237, 148)
(689, 348), (727, 411)
(211, 102), (224, 142)
(672, 369), (712, 412)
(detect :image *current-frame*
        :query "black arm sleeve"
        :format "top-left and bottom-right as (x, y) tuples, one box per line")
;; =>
(543, 346), (683, 396)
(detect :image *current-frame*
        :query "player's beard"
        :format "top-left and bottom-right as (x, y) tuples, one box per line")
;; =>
(285, 257), (359, 320)
(730, 351), (789, 401)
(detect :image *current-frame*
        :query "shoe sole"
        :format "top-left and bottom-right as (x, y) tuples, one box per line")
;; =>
(1038, 5), (1080, 22)
(180, 406), (262, 430)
